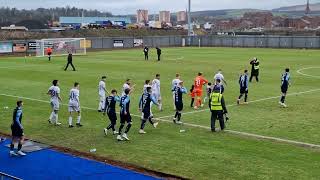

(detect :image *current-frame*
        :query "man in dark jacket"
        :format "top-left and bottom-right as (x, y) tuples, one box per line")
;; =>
(209, 86), (228, 132)
(9, 101), (26, 156)
(64, 53), (76, 71)
(143, 46), (149, 60)
(156, 47), (161, 61)
(250, 57), (260, 82)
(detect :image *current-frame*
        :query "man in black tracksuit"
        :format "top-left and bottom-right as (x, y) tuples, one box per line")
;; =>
(156, 47), (161, 61)
(250, 57), (260, 82)
(10, 101), (26, 156)
(64, 53), (76, 71)
(144, 46), (149, 60)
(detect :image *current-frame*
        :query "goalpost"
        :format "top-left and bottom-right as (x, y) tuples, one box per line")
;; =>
(36, 38), (87, 57)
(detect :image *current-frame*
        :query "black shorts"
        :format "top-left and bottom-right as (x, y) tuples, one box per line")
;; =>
(240, 87), (248, 94)
(107, 111), (117, 122)
(175, 103), (183, 111)
(142, 109), (151, 119)
(11, 125), (23, 137)
(120, 113), (132, 124)
(47, 52), (52, 56)
(251, 70), (259, 76)
(281, 85), (288, 93)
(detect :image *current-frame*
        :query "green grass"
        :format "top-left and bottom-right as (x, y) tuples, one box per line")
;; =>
(0, 47), (320, 179)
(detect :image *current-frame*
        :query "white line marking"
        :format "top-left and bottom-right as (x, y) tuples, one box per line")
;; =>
(158, 88), (320, 119)
(0, 65), (40, 70)
(296, 67), (320, 79)
(156, 118), (320, 149)
(1, 92), (320, 149)
(0, 94), (96, 111)
(168, 56), (184, 61)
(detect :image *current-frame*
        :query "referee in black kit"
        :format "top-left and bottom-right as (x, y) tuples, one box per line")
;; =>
(64, 53), (76, 71)
(156, 47), (161, 61)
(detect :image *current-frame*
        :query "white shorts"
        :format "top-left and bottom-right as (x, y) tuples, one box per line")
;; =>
(68, 102), (80, 112)
(152, 93), (161, 102)
(51, 101), (60, 111)
(99, 95), (105, 102)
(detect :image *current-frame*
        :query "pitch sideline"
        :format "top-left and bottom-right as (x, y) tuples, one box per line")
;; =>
(1, 90), (320, 149)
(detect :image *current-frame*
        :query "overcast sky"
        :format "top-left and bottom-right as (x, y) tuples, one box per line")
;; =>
(0, 0), (318, 15)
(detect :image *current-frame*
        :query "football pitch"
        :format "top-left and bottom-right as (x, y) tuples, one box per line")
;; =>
(0, 47), (320, 179)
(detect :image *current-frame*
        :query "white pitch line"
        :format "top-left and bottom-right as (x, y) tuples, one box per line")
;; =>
(0, 94), (96, 111)
(157, 88), (320, 119)
(0, 65), (40, 70)
(157, 118), (320, 149)
(168, 56), (184, 61)
(1, 92), (320, 149)
(296, 67), (320, 79)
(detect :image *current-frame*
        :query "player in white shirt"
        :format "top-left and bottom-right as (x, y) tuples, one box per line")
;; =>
(214, 69), (227, 86)
(122, 79), (135, 96)
(171, 73), (180, 110)
(98, 76), (108, 112)
(151, 74), (162, 111)
(68, 82), (82, 128)
(47, 80), (62, 125)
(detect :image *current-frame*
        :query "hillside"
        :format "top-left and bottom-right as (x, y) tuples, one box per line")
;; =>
(273, 2), (320, 12)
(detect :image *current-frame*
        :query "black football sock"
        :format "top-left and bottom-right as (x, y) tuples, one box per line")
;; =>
(148, 117), (154, 125)
(118, 124), (125, 135)
(10, 143), (14, 151)
(140, 120), (147, 130)
(177, 113), (182, 121)
(238, 94), (243, 99)
(111, 124), (116, 131)
(190, 98), (194, 107)
(125, 124), (132, 133)
(244, 94), (248, 102)
(174, 112), (179, 118)
(18, 143), (22, 151)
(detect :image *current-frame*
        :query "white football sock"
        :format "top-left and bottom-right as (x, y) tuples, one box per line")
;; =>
(49, 112), (54, 121)
(77, 116), (81, 124)
(51, 113), (56, 123)
(55, 114), (59, 123)
(68, 116), (72, 126)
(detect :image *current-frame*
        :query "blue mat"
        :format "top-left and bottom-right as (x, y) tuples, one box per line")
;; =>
(0, 140), (158, 180)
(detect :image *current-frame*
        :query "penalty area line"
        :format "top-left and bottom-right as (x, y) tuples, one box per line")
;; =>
(1, 93), (320, 150)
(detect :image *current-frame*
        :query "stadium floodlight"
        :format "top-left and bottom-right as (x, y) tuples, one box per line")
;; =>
(36, 38), (87, 57)
(187, 0), (193, 36)
(187, 0), (193, 46)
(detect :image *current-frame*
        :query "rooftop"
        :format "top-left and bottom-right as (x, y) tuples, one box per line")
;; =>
(59, 17), (132, 24)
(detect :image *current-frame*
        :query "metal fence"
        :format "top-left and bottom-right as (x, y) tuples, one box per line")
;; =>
(188, 36), (320, 49)
(86, 36), (320, 49)
(1, 35), (319, 55)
